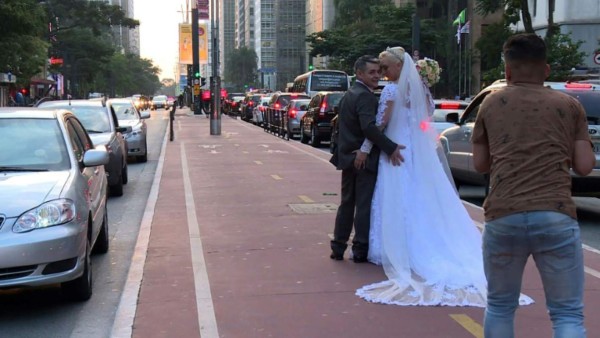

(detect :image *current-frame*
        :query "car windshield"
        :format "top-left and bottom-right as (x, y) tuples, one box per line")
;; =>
(112, 102), (138, 121)
(293, 100), (310, 109)
(326, 94), (344, 107)
(41, 105), (111, 133)
(153, 95), (167, 102)
(0, 118), (70, 170)
(562, 91), (600, 125)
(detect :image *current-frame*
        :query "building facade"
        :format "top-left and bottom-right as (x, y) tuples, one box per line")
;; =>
(517, 0), (600, 68)
(254, 0), (277, 90)
(274, 0), (306, 90)
(220, 0), (237, 80)
(305, 0), (335, 70)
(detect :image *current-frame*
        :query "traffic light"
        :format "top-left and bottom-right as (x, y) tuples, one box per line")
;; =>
(201, 77), (206, 86)
(195, 71), (200, 78)
(308, 64), (314, 71)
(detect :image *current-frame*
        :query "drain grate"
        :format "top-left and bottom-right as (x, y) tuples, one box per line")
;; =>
(288, 203), (338, 214)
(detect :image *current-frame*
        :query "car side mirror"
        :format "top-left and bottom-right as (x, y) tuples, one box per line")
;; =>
(446, 112), (459, 124)
(117, 126), (132, 134)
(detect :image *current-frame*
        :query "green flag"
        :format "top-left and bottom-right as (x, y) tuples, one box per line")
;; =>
(453, 9), (466, 26)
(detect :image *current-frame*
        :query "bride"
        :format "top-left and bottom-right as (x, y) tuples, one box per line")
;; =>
(356, 47), (533, 307)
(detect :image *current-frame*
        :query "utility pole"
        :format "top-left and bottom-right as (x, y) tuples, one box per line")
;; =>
(210, 0), (221, 135)
(192, 1), (201, 114)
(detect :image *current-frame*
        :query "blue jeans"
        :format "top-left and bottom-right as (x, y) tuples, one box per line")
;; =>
(483, 211), (586, 338)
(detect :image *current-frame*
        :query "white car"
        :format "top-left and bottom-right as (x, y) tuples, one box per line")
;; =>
(0, 108), (110, 301)
(108, 98), (151, 162)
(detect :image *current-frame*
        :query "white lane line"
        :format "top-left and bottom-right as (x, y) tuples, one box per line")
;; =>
(110, 124), (168, 338)
(181, 142), (220, 338)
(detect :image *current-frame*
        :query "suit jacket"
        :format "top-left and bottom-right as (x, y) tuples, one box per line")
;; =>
(330, 81), (398, 172)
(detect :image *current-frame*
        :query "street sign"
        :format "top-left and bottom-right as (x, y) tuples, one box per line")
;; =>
(193, 84), (200, 96)
(50, 57), (64, 65)
(594, 52), (600, 65)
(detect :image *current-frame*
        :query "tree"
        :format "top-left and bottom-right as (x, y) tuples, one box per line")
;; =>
(332, 0), (390, 27)
(0, 0), (49, 85)
(307, 3), (439, 74)
(475, 0), (585, 82)
(224, 47), (258, 91)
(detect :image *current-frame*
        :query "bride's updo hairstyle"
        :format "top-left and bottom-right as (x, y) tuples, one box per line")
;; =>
(379, 46), (405, 63)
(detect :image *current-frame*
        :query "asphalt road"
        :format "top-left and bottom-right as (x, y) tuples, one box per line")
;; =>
(0, 109), (170, 338)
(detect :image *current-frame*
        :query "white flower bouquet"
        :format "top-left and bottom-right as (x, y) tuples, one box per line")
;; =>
(416, 58), (442, 88)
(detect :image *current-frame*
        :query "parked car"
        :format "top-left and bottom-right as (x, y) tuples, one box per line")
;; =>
(222, 92), (245, 114)
(228, 95), (246, 116)
(37, 99), (130, 196)
(282, 98), (311, 138)
(107, 98), (151, 162)
(0, 108), (110, 301)
(300, 91), (344, 147)
(132, 94), (150, 111)
(151, 95), (168, 110)
(431, 100), (469, 135)
(440, 80), (600, 195)
(265, 92), (310, 135)
(240, 94), (264, 121)
(252, 96), (271, 125)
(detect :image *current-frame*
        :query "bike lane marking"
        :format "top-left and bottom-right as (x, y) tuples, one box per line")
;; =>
(298, 195), (315, 203)
(181, 142), (219, 338)
(271, 174), (283, 180)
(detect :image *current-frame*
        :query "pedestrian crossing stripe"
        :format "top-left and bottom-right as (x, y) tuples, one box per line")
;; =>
(271, 174), (283, 180)
(449, 314), (483, 338)
(254, 161), (263, 165)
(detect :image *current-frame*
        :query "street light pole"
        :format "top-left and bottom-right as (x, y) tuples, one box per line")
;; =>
(192, 1), (201, 114)
(210, 0), (221, 135)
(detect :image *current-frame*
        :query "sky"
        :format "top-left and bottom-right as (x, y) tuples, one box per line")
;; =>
(136, 0), (188, 80)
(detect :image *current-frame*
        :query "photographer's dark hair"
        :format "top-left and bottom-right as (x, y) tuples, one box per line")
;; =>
(354, 55), (380, 73)
(503, 33), (547, 66)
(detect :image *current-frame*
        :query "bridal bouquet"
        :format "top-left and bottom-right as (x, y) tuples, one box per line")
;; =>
(416, 58), (442, 88)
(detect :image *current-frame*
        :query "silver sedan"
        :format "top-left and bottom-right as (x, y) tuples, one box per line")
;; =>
(108, 98), (150, 162)
(0, 108), (109, 301)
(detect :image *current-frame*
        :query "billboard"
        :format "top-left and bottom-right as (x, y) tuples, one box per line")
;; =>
(179, 24), (192, 64)
(197, 0), (209, 20)
(199, 23), (208, 63)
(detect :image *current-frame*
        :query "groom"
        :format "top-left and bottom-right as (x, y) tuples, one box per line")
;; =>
(330, 55), (404, 262)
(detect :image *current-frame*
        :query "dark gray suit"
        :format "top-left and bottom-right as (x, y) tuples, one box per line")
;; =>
(330, 81), (398, 258)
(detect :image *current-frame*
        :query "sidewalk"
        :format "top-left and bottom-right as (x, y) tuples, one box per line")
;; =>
(117, 108), (600, 338)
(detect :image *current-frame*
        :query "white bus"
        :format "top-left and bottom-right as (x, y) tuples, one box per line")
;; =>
(291, 70), (350, 97)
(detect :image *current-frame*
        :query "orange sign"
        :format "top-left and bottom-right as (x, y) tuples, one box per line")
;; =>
(199, 23), (208, 63)
(179, 24), (192, 64)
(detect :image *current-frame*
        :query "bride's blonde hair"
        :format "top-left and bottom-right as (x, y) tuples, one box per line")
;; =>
(379, 46), (405, 63)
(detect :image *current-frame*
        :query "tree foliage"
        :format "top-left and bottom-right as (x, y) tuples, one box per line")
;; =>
(307, 4), (439, 74)
(224, 47), (258, 91)
(0, 0), (49, 85)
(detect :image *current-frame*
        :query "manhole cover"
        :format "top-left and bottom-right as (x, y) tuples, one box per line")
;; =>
(288, 203), (338, 214)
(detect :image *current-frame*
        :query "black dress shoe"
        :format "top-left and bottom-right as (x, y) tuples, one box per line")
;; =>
(352, 255), (368, 263)
(330, 252), (344, 260)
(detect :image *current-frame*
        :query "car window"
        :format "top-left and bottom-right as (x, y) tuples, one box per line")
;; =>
(66, 120), (85, 164)
(70, 117), (94, 151)
(43, 105), (111, 133)
(294, 100), (310, 109)
(461, 91), (491, 124)
(561, 91), (600, 125)
(112, 102), (139, 121)
(326, 94), (344, 107)
(0, 118), (70, 170)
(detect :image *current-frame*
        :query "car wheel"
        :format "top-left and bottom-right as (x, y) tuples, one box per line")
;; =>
(310, 125), (320, 147)
(93, 205), (109, 254)
(122, 163), (128, 185)
(138, 141), (148, 163)
(110, 173), (124, 197)
(62, 238), (92, 301)
(300, 124), (309, 144)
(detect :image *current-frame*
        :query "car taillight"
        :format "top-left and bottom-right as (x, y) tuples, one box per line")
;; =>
(259, 106), (265, 112)
(232, 102), (237, 106)
(319, 102), (327, 116)
(249, 101), (254, 106)
(565, 82), (593, 90)
(289, 109), (297, 119)
(275, 103), (280, 109)
(439, 102), (461, 109)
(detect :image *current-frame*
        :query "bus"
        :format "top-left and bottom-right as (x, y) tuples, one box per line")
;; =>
(291, 70), (350, 97)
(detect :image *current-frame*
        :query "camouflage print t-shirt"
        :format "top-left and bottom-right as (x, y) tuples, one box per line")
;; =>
(471, 82), (591, 221)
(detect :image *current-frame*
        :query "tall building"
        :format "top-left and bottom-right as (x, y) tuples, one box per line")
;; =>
(305, 0), (335, 70)
(244, 0), (255, 48)
(106, 0), (135, 54)
(220, 0), (237, 80)
(236, 0), (246, 48)
(254, 0), (276, 90)
(274, 0), (305, 90)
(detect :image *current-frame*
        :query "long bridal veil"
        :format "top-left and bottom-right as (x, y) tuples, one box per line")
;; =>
(356, 54), (534, 307)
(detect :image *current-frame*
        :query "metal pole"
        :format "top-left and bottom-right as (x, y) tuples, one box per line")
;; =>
(192, 1), (201, 114)
(210, 0), (221, 135)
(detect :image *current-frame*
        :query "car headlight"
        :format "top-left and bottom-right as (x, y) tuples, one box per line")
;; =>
(13, 199), (76, 233)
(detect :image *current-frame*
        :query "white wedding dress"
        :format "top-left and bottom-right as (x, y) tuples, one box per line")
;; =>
(357, 57), (533, 307)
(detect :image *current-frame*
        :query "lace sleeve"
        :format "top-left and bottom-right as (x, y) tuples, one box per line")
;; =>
(361, 84), (396, 153)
